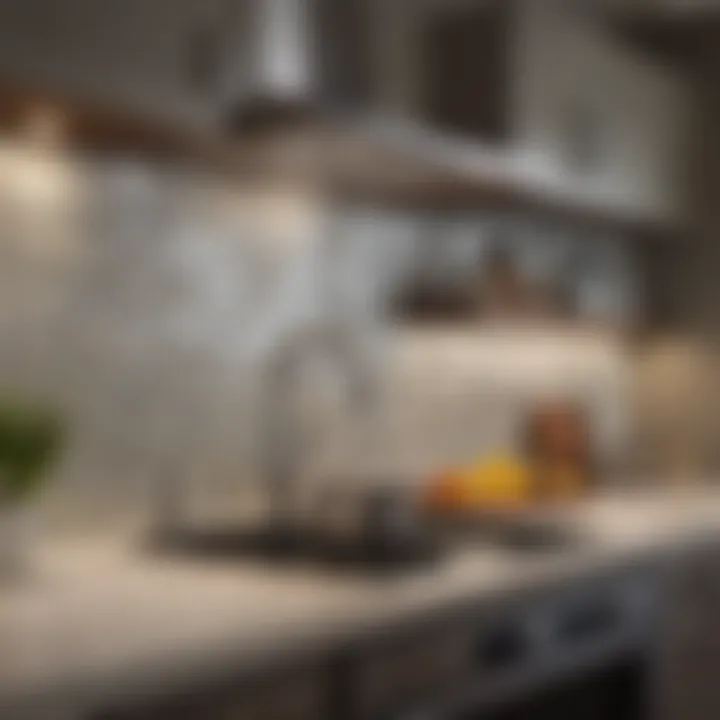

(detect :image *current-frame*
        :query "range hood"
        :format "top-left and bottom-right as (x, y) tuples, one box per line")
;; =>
(226, 0), (371, 135)
(227, 0), (317, 134)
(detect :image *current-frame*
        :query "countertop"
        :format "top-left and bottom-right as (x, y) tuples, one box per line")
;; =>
(3, 490), (720, 717)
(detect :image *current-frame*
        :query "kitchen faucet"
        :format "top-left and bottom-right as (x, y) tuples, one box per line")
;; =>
(250, 214), (390, 544)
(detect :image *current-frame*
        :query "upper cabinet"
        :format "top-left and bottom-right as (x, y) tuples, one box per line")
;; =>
(509, 0), (691, 223)
(369, 0), (691, 225)
(0, 0), (692, 226)
(0, 0), (252, 128)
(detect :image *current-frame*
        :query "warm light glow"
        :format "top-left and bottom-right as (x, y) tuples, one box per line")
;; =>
(23, 106), (68, 147)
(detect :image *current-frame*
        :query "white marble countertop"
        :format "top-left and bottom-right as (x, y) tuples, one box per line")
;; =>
(2, 490), (720, 717)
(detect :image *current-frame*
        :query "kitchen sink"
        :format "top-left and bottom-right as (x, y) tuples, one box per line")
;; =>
(147, 522), (443, 574)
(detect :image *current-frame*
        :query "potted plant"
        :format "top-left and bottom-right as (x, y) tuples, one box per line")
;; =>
(0, 398), (64, 580)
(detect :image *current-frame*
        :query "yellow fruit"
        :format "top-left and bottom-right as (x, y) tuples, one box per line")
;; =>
(425, 455), (533, 514)
(462, 455), (531, 508)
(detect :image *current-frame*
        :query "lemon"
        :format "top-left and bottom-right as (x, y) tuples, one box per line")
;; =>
(462, 455), (531, 508)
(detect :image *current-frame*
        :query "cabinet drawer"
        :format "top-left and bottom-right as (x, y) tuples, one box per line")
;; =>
(354, 625), (470, 718)
(663, 686), (720, 720)
(212, 670), (327, 720)
(97, 666), (329, 720)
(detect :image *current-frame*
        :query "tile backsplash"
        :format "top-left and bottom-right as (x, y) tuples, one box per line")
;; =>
(0, 141), (642, 533)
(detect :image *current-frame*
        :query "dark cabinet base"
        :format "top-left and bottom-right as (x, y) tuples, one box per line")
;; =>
(458, 658), (650, 720)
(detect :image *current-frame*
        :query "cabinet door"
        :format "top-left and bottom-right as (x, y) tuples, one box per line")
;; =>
(0, 0), (244, 124)
(94, 665), (329, 720)
(421, 3), (511, 143)
(658, 542), (720, 720)
(352, 623), (472, 719)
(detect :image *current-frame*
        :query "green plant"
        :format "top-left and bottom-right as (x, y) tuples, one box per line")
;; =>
(0, 399), (64, 504)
